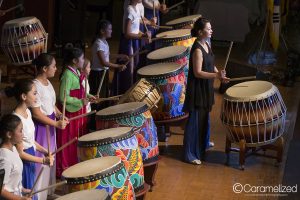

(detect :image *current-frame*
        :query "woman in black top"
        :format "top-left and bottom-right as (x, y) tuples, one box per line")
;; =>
(183, 18), (229, 165)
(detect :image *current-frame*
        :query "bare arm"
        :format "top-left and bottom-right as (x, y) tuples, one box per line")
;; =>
(193, 49), (220, 79)
(125, 19), (144, 40)
(16, 143), (43, 164)
(97, 51), (123, 69)
(1, 188), (30, 200)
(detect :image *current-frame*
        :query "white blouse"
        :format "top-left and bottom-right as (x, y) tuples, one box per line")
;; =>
(123, 5), (141, 34)
(0, 146), (23, 196)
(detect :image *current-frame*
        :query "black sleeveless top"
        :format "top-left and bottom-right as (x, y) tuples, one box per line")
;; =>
(183, 41), (215, 112)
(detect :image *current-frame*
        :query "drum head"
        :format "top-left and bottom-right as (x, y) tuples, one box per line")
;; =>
(166, 14), (202, 26)
(62, 156), (120, 178)
(78, 127), (133, 144)
(57, 189), (109, 200)
(138, 63), (182, 77)
(96, 102), (148, 120)
(225, 81), (277, 101)
(147, 46), (188, 60)
(156, 29), (191, 39)
(3, 16), (39, 26)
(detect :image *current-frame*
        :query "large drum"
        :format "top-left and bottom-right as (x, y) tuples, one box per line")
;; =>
(57, 189), (110, 200)
(221, 81), (287, 147)
(137, 63), (186, 121)
(62, 156), (135, 200)
(165, 14), (202, 29)
(1, 17), (48, 65)
(118, 78), (161, 111)
(155, 29), (195, 49)
(96, 102), (159, 164)
(77, 127), (144, 192)
(147, 45), (189, 84)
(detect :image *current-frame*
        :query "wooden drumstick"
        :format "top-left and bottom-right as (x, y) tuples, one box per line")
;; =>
(29, 167), (44, 197)
(3, 4), (22, 14)
(68, 110), (97, 121)
(46, 125), (51, 156)
(31, 181), (67, 195)
(229, 76), (256, 82)
(51, 137), (77, 156)
(153, 2), (156, 18)
(96, 69), (108, 97)
(95, 95), (123, 103)
(168, 0), (185, 11)
(141, 15), (149, 33)
(163, 0), (166, 5)
(223, 41), (233, 71)
(125, 49), (149, 66)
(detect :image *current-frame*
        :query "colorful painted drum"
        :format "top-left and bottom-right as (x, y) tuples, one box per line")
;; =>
(78, 127), (144, 192)
(155, 29), (195, 49)
(96, 102), (159, 164)
(221, 81), (287, 147)
(118, 78), (162, 111)
(147, 45), (189, 84)
(137, 63), (186, 121)
(165, 14), (202, 29)
(1, 17), (48, 65)
(57, 189), (111, 200)
(62, 156), (135, 200)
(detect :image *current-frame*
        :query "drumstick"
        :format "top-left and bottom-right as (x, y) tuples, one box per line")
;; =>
(168, 0), (185, 11)
(84, 76), (88, 98)
(3, 4), (22, 14)
(95, 95), (123, 103)
(51, 137), (77, 155)
(153, 2), (156, 18)
(125, 49), (149, 65)
(0, 0), (3, 8)
(68, 110), (97, 121)
(163, 0), (166, 5)
(31, 181), (67, 195)
(151, 35), (168, 42)
(96, 69), (108, 97)
(223, 41), (233, 71)
(141, 15), (149, 33)
(46, 125), (51, 156)
(29, 167), (44, 197)
(229, 76), (256, 82)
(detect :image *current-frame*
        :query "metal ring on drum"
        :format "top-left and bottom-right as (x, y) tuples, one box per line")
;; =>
(137, 62), (186, 121)
(56, 189), (110, 200)
(1, 17), (48, 65)
(165, 14), (202, 29)
(77, 127), (145, 193)
(221, 81), (287, 147)
(62, 156), (135, 199)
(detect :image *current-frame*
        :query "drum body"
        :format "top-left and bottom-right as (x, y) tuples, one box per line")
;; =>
(77, 127), (144, 192)
(62, 156), (135, 200)
(147, 45), (189, 84)
(96, 102), (159, 164)
(1, 17), (48, 65)
(137, 63), (186, 121)
(56, 189), (110, 200)
(166, 14), (202, 29)
(221, 81), (287, 147)
(156, 29), (195, 49)
(118, 78), (161, 111)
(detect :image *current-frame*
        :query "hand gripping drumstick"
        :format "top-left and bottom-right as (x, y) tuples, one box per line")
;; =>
(31, 181), (67, 195)
(68, 110), (97, 121)
(29, 167), (44, 197)
(3, 4), (23, 14)
(125, 49), (149, 66)
(96, 69), (108, 97)
(51, 137), (77, 156)
(223, 41), (233, 71)
(168, 0), (185, 11)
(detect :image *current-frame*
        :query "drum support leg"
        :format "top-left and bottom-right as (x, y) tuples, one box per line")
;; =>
(239, 140), (246, 170)
(276, 136), (284, 163)
(143, 160), (159, 192)
(135, 183), (150, 200)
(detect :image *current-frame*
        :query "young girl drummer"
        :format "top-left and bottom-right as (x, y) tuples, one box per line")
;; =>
(0, 114), (31, 200)
(31, 53), (68, 199)
(12, 79), (54, 199)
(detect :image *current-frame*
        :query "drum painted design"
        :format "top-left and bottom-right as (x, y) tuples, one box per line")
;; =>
(221, 81), (287, 147)
(62, 156), (135, 200)
(137, 63), (186, 121)
(56, 189), (111, 200)
(166, 14), (202, 29)
(156, 29), (195, 49)
(147, 46), (189, 84)
(1, 17), (47, 65)
(96, 102), (159, 164)
(78, 127), (144, 192)
(118, 78), (161, 111)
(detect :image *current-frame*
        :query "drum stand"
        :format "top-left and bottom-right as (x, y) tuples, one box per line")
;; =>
(155, 113), (189, 142)
(143, 158), (159, 192)
(225, 136), (284, 170)
(135, 183), (150, 200)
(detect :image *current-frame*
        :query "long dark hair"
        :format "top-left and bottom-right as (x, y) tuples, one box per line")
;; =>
(59, 47), (84, 79)
(5, 79), (34, 101)
(0, 114), (22, 144)
(32, 53), (55, 76)
(191, 17), (210, 37)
